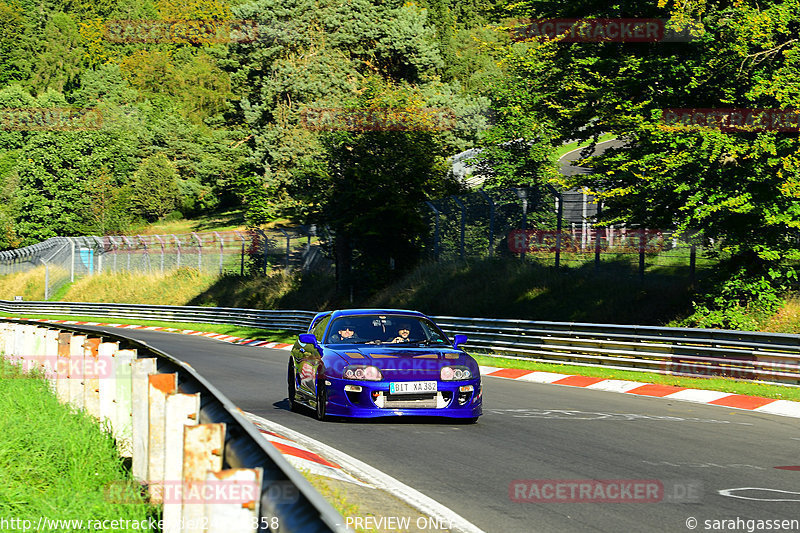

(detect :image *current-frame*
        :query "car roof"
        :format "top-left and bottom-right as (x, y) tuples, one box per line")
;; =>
(328, 309), (428, 320)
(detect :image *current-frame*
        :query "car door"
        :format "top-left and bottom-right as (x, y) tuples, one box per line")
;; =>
(298, 315), (329, 396)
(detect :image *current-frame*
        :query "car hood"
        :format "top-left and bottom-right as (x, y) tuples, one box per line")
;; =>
(330, 345), (478, 380)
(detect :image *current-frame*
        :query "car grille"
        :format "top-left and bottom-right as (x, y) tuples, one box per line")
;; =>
(382, 392), (450, 409)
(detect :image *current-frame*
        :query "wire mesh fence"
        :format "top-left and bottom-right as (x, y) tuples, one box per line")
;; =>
(422, 187), (713, 277)
(0, 227), (332, 300)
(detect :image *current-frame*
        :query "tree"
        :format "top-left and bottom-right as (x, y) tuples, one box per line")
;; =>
(482, 0), (800, 326)
(129, 153), (181, 221)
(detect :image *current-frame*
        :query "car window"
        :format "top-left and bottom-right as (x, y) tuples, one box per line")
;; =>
(326, 315), (449, 344)
(312, 315), (331, 339)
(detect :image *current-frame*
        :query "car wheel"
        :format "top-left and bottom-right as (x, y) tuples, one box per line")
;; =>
(315, 374), (327, 421)
(287, 359), (298, 412)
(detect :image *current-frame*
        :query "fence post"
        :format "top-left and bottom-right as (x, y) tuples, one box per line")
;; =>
(639, 228), (646, 281)
(452, 197), (466, 261)
(154, 235), (165, 274)
(192, 232), (203, 271)
(690, 243), (697, 284)
(594, 200), (602, 271)
(235, 231), (246, 276)
(555, 191), (563, 268)
(515, 188), (529, 259)
(278, 228), (290, 272)
(255, 229), (268, 275)
(214, 231), (224, 275)
(69, 237), (75, 282)
(424, 201), (440, 261)
(172, 235), (182, 269)
(478, 190), (495, 257)
(138, 235), (150, 273)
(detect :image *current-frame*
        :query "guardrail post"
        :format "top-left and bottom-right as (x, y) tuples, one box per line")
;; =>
(148, 373), (178, 503)
(131, 358), (158, 481)
(83, 338), (102, 419)
(182, 423), (226, 533)
(163, 392), (201, 533)
(205, 468), (262, 533)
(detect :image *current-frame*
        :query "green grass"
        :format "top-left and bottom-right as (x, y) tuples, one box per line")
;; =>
(0, 358), (157, 528)
(473, 354), (800, 401)
(2, 313), (297, 344)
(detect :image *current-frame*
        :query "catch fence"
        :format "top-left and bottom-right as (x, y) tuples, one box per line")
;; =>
(0, 228), (331, 300)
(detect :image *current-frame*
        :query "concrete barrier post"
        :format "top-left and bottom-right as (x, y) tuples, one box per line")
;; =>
(68, 334), (87, 409)
(131, 358), (157, 481)
(83, 338), (102, 419)
(181, 423), (226, 533)
(205, 468), (262, 533)
(113, 349), (136, 457)
(56, 332), (71, 403)
(162, 393), (201, 533)
(148, 373), (178, 504)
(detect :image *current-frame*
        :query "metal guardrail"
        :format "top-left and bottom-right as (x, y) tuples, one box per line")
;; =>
(2, 300), (799, 386)
(0, 300), (317, 332)
(433, 316), (800, 387)
(0, 317), (348, 532)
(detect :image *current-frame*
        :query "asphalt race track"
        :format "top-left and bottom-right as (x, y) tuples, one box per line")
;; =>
(79, 326), (800, 533)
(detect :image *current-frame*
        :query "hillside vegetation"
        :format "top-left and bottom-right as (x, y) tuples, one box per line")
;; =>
(6, 258), (800, 333)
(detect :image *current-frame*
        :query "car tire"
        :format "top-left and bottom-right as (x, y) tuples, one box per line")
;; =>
(287, 359), (298, 412)
(315, 374), (327, 421)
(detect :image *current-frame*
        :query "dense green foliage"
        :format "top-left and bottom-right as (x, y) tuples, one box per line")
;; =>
(2, 0), (800, 327)
(483, 0), (800, 326)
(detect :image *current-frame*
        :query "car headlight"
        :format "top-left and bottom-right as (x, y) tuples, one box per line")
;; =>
(343, 365), (383, 381)
(440, 366), (472, 380)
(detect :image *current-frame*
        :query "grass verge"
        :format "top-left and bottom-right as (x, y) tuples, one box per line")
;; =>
(2, 313), (297, 344)
(0, 357), (157, 527)
(473, 354), (800, 402)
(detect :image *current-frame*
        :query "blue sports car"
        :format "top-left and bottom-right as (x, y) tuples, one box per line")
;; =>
(287, 309), (482, 422)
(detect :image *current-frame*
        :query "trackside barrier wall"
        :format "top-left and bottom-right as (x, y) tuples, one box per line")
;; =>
(0, 319), (349, 533)
(2, 299), (800, 386)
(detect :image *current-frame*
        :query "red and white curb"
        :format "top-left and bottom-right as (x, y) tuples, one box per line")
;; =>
(8, 317), (798, 419)
(1, 317), (295, 350)
(480, 365), (800, 418)
(245, 413), (371, 487)
(244, 413), (486, 533)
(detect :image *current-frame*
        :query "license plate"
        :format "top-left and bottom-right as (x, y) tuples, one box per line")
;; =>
(390, 381), (437, 394)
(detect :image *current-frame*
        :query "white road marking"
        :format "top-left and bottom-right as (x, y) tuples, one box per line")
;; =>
(246, 413), (486, 533)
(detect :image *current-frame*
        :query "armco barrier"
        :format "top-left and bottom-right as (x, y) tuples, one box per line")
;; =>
(1, 300), (799, 386)
(0, 319), (348, 533)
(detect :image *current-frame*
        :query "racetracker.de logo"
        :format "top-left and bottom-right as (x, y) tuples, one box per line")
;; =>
(661, 108), (800, 133)
(103, 19), (260, 44)
(300, 107), (457, 132)
(510, 18), (702, 43)
(510, 480), (663, 503)
(0, 108), (102, 131)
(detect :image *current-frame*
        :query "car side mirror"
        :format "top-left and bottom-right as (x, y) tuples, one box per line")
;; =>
(453, 334), (468, 349)
(299, 333), (318, 347)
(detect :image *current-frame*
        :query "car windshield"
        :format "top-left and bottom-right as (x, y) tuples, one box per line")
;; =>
(326, 315), (449, 345)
